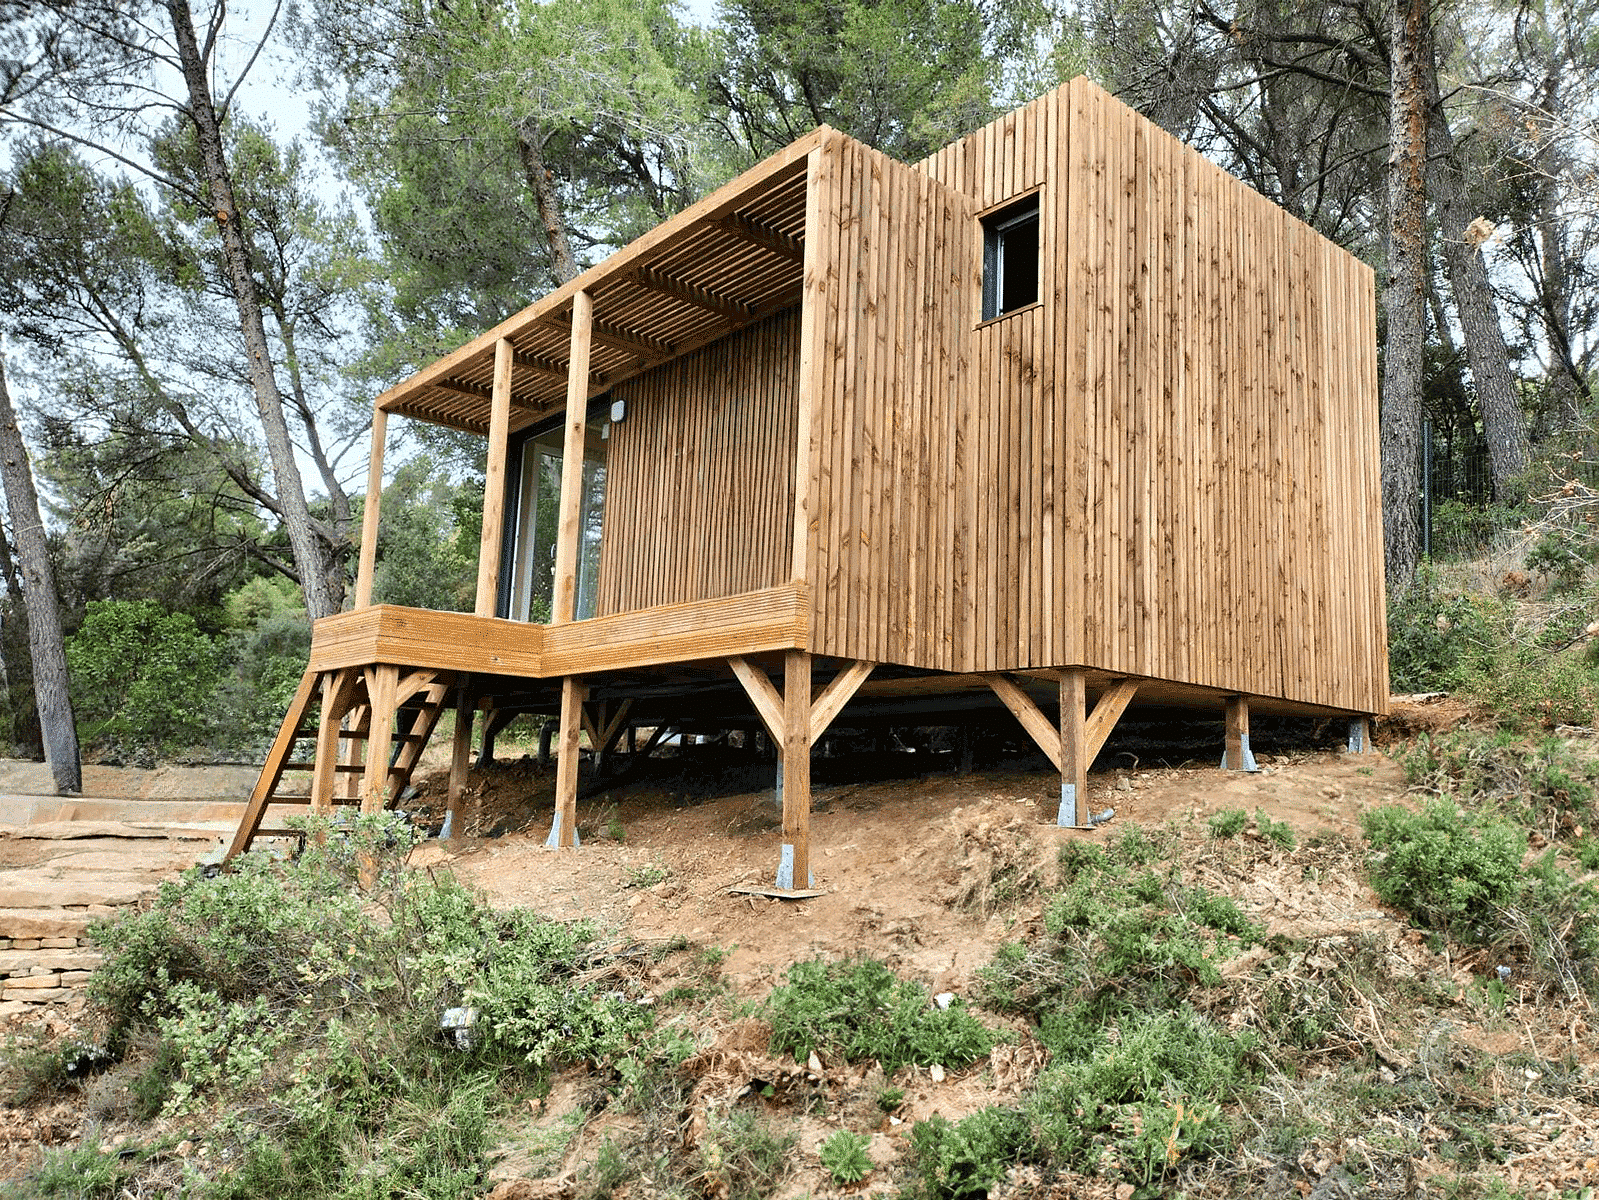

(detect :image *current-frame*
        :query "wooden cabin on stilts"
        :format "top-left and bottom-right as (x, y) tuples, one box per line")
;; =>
(226, 78), (1389, 888)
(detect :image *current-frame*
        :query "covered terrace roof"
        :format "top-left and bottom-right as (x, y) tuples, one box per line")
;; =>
(375, 128), (826, 436)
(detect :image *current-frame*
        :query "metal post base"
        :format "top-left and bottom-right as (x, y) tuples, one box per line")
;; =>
(775, 842), (813, 890)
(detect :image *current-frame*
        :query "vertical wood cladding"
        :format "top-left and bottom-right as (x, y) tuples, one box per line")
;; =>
(910, 78), (1387, 713)
(801, 136), (981, 671)
(595, 308), (799, 614)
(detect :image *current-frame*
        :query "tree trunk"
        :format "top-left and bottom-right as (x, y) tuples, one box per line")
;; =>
(0, 357), (80, 793)
(1381, 0), (1431, 593)
(1422, 51), (1531, 499)
(517, 125), (581, 285)
(165, 0), (337, 620)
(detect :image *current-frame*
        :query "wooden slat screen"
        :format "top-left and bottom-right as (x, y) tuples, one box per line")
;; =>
(595, 308), (800, 614)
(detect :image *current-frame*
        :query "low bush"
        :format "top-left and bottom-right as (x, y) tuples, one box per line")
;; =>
(907, 1106), (1032, 1200)
(761, 957), (998, 1071)
(982, 851), (1259, 1018)
(1363, 800), (1599, 996)
(1386, 567), (1503, 693)
(1028, 1007), (1247, 1185)
(64, 814), (657, 1198)
(818, 1129), (873, 1184)
(1362, 801), (1527, 942)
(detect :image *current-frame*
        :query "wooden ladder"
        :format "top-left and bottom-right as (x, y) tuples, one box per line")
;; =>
(226, 665), (456, 860)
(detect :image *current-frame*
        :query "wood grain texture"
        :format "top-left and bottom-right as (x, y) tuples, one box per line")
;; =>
(916, 78), (1386, 714)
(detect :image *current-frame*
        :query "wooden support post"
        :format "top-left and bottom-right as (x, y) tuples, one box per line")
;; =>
(778, 649), (812, 889)
(986, 673), (1140, 826)
(1059, 669), (1088, 827)
(549, 676), (587, 847)
(361, 665), (400, 814)
(552, 290), (594, 625)
(339, 705), (368, 802)
(310, 670), (356, 817)
(474, 338), (515, 616)
(1223, 696), (1258, 771)
(353, 407), (386, 610)
(445, 686), (473, 838)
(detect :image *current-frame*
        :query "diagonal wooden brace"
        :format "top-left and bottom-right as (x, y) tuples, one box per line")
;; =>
(727, 655), (875, 890)
(985, 673), (1140, 826)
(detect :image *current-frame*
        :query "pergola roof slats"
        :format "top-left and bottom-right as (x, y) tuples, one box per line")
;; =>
(378, 128), (827, 433)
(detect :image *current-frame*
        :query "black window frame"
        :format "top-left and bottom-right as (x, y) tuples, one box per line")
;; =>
(981, 194), (1041, 321)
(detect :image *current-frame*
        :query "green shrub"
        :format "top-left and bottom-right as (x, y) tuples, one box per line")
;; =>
(981, 851), (1260, 1020)
(1458, 642), (1599, 731)
(1027, 1007), (1249, 1186)
(1208, 808), (1248, 839)
(907, 1107), (1032, 1200)
(818, 1129), (873, 1184)
(1362, 801), (1528, 942)
(13, 1141), (131, 1200)
(1402, 730), (1598, 833)
(1429, 497), (1525, 561)
(1254, 807), (1297, 851)
(64, 828), (655, 1199)
(761, 957), (998, 1071)
(1363, 801), (1527, 942)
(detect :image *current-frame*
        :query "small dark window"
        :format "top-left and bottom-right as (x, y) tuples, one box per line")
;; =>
(981, 195), (1040, 321)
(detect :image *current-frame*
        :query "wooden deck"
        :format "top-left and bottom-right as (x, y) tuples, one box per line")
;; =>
(307, 584), (811, 678)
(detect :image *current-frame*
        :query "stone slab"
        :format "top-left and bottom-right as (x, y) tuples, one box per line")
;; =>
(0, 948), (101, 974)
(1, 985), (74, 1001)
(0, 909), (95, 938)
(0, 878), (154, 908)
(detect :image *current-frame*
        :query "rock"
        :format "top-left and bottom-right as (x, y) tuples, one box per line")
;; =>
(1, 985), (74, 1002)
(3, 973), (69, 989)
(0, 910), (93, 939)
(0, 948), (102, 974)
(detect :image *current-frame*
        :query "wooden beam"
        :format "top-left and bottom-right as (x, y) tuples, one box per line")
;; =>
(394, 668), (442, 708)
(598, 698), (634, 752)
(433, 377), (493, 401)
(511, 349), (568, 380)
(549, 309), (674, 360)
(715, 214), (805, 262)
(473, 339), (515, 616)
(1224, 695), (1253, 770)
(446, 683), (473, 836)
(353, 408), (386, 610)
(728, 655), (784, 743)
(551, 676), (587, 848)
(809, 660), (875, 742)
(779, 649), (812, 889)
(310, 669), (359, 816)
(1084, 679), (1140, 762)
(632, 265), (751, 321)
(1060, 669), (1088, 827)
(360, 664), (400, 814)
(551, 291), (593, 624)
(984, 673), (1063, 772)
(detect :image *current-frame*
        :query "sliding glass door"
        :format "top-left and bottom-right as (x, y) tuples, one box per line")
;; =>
(505, 417), (607, 622)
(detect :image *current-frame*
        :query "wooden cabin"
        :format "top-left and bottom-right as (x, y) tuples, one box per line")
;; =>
(228, 78), (1388, 885)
